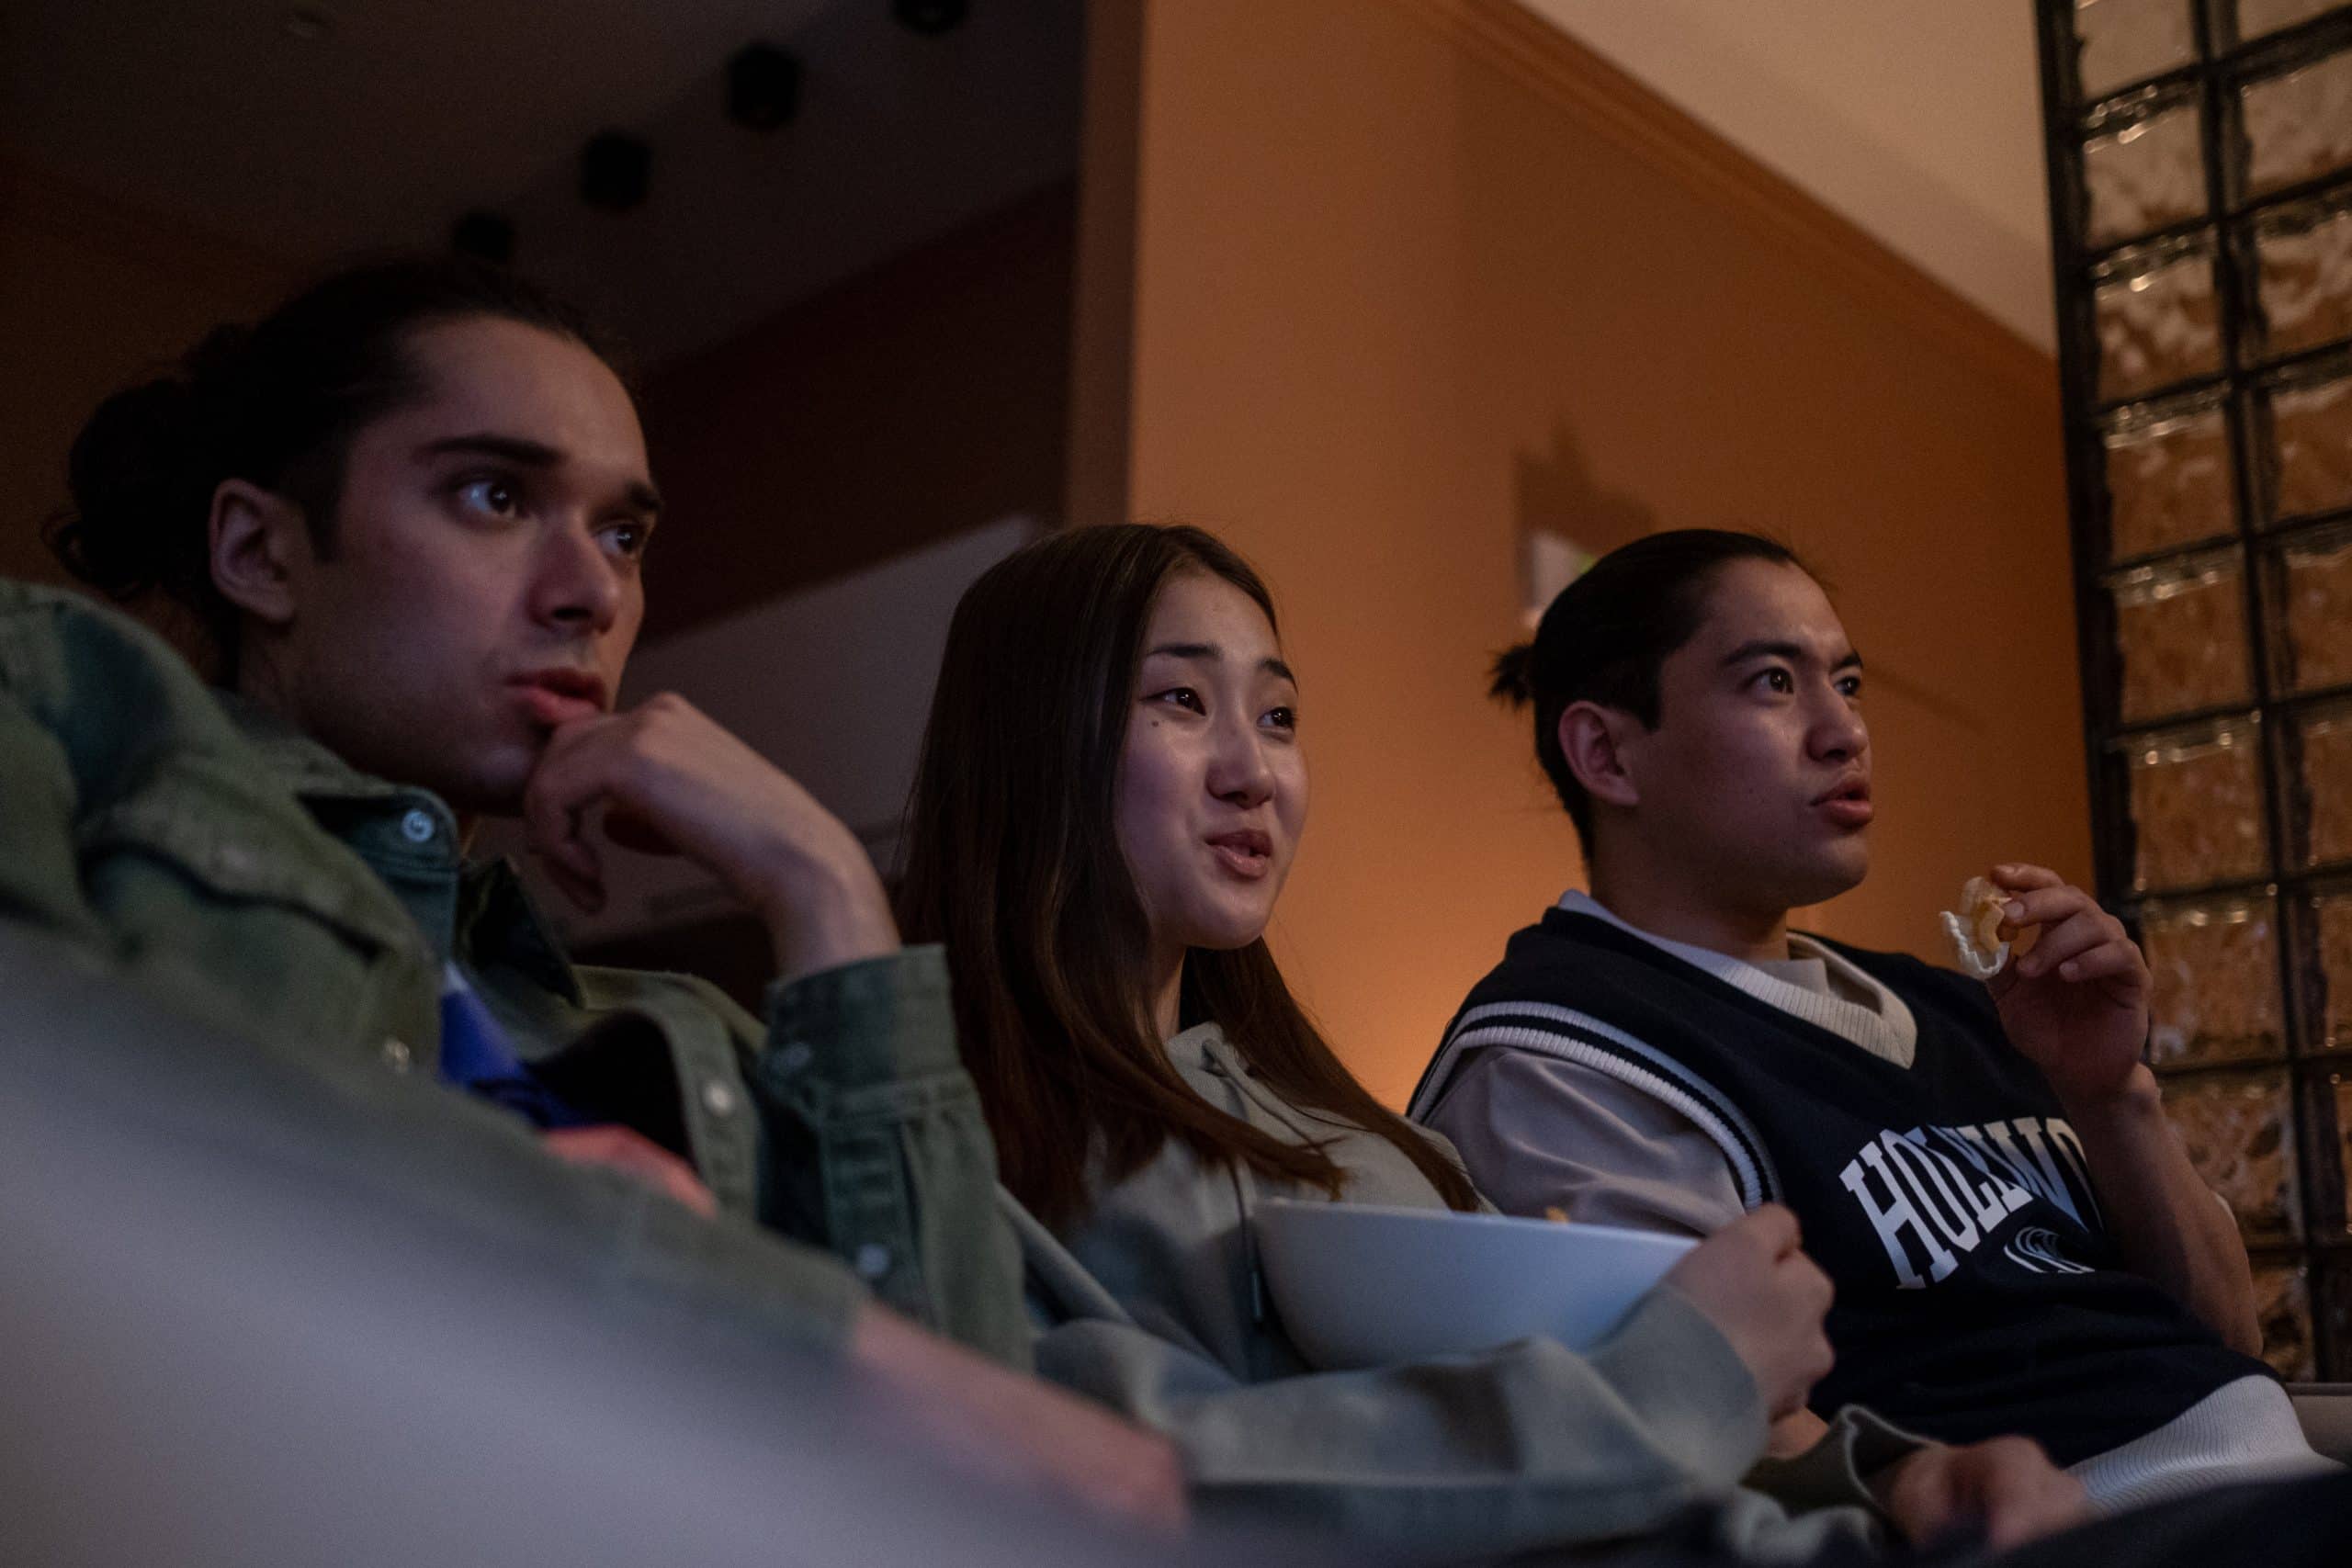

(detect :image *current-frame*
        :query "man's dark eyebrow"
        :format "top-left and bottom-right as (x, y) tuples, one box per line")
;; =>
(417, 433), (560, 468)
(1720, 639), (1863, 671)
(416, 433), (663, 517)
(1144, 643), (1298, 685)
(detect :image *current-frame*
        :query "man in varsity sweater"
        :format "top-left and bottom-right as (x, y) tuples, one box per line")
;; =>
(1412, 529), (2334, 1512)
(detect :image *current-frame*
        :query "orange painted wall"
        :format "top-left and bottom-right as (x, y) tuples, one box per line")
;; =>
(1104, 0), (2087, 1105)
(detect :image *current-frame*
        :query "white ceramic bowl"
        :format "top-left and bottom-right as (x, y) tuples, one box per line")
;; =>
(1253, 1199), (1698, 1370)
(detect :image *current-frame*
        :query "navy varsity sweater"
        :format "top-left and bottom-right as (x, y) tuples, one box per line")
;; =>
(1411, 908), (2272, 1465)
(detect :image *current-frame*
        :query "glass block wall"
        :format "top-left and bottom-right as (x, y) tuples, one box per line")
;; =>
(2037, 0), (2352, 1381)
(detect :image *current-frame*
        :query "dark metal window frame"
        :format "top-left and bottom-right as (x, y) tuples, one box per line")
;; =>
(2036, 0), (2352, 1379)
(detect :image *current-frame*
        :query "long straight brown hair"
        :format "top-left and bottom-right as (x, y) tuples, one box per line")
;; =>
(898, 524), (1478, 1228)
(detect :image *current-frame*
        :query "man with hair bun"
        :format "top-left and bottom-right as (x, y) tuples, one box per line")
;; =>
(1415, 529), (2335, 1511)
(1, 254), (1180, 1526)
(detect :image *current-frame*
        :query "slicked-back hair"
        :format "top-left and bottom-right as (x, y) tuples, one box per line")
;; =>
(1491, 529), (1811, 853)
(47, 254), (628, 677)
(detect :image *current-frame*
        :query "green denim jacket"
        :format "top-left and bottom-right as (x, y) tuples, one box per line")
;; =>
(0, 580), (1025, 1365)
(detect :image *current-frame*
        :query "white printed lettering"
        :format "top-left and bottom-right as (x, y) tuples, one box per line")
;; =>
(1976, 1119), (2086, 1227)
(1839, 1140), (1958, 1288)
(1922, 1127), (2033, 1224)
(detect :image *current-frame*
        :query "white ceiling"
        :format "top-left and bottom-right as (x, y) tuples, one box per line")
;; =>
(1, 0), (1083, 362)
(1521, 0), (2058, 353)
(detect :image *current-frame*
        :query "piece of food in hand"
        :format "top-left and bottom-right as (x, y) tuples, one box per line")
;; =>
(1939, 875), (2041, 980)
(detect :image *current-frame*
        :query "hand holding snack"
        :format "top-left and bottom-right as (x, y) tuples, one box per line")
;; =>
(1939, 875), (2043, 979)
(1968, 864), (2153, 1106)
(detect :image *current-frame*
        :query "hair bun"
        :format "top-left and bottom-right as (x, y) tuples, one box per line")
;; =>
(181, 322), (254, 389)
(1487, 642), (1538, 707)
(49, 370), (213, 602)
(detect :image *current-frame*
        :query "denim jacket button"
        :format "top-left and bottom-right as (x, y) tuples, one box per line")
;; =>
(701, 1078), (739, 1117)
(399, 808), (437, 845)
(379, 1037), (413, 1073)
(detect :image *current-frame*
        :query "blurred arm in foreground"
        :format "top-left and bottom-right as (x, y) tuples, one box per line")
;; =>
(0, 925), (1184, 1551)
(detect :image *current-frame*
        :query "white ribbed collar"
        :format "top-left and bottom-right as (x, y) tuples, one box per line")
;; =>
(1555, 890), (1918, 1068)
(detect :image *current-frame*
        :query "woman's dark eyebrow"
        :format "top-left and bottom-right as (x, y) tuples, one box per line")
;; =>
(1145, 643), (1297, 684)
(414, 432), (664, 517)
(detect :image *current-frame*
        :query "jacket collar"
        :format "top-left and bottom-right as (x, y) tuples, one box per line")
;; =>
(217, 691), (416, 807)
(1555, 889), (1917, 1066)
(218, 692), (582, 1001)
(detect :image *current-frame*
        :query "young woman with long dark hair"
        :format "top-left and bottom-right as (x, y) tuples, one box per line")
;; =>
(899, 522), (1475, 1226)
(897, 523), (2086, 1558)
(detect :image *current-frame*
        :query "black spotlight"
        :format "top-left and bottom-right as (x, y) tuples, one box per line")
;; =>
(579, 131), (650, 212)
(448, 210), (516, 265)
(893, 0), (966, 36)
(728, 42), (801, 130)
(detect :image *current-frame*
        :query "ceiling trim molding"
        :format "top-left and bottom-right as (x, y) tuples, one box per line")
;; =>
(1381, 0), (2057, 400)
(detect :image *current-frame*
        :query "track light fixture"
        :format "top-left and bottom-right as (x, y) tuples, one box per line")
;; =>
(448, 210), (516, 264)
(893, 0), (967, 37)
(579, 131), (651, 212)
(728, 42), (802, 130)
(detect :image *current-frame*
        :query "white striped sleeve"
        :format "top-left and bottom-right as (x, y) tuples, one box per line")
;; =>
(1420, 1047), (1750, 1236)
(1413, 999), (1778, 1219)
